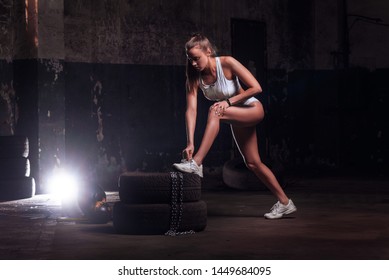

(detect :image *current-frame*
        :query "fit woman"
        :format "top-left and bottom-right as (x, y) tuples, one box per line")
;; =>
(173, 33), (296, 219)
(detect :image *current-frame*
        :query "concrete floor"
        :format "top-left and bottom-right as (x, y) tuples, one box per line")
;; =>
(0, 174), (388, 260)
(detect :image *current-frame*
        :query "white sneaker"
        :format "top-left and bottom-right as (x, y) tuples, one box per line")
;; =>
(264, 199), (297, 219)
(173, 159), (203, 178)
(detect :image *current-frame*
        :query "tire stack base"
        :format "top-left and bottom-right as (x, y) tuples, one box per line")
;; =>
(113, 172), (207, 235)
(0, 136), (36, 201)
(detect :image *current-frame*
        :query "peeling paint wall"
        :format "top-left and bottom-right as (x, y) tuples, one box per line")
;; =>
(315, 0), (389, 69)
(12, 0), (38, 59)
(0, 0), (13, 62)
(0, 0), (16, 135)
(0, 0), (65, 192)
(38, 0), (65, 59)
(347, 0), (389, 69)
(64, 0), (194, 64)
(63, 0), (316, 70)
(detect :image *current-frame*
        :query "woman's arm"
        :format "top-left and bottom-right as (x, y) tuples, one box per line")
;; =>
(183, 88), (198, 159)
(222, 56), (262, 105)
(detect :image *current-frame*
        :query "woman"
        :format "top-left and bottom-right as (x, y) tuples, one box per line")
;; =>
(173, 33), (296, 219)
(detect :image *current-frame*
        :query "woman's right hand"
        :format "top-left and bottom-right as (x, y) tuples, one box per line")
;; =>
(182, 144), (194, 160)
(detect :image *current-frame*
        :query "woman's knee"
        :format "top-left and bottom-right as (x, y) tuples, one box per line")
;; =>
(245, 160), (262, 173)
(207, 105), (221, 121)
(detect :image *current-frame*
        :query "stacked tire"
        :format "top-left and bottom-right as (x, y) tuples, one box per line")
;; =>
(0, 135), (35, 200)
(113, 172), (207, 235)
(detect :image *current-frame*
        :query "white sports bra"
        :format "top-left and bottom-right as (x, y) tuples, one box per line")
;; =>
(199, 57), (258, 105)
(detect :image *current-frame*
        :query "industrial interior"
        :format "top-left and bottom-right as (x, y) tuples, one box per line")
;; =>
(0, 0), (388, 260)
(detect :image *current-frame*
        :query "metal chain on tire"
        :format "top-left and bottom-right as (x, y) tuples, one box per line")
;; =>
(165, 172), (195, 236)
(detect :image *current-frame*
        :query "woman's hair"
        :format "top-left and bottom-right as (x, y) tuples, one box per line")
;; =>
(185, 33), (217, 93)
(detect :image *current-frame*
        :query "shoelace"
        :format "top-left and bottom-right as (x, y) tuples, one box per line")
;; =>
(180, 159), (196, 169)
(270, 202), (281, 213)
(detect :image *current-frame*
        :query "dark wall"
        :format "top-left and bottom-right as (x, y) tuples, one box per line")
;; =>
(1, 58), (65, 192)
(0, 61), (15, 135)
(269, 68), (387, 175)
(64, 63), (186, 187)
(63, 62), (234, 188)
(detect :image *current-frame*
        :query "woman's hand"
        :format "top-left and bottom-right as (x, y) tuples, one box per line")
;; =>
(182, 144), (195, 160)
(211, 100), (230, 117)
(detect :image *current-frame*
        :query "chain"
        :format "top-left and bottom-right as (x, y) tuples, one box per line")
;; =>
(165, 172), (195, 236)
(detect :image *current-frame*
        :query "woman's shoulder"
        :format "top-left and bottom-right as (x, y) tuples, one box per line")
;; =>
(219, 55), (234, 62)
(219, 56), (239, 67)
(219, 56), (243, 75)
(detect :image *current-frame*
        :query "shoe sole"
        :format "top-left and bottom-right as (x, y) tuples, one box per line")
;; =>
(264, 207), (297, 219)
(172, 164), (203, 178)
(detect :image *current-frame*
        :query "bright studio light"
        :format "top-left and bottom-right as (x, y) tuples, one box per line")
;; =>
(47, 169), (79, 200)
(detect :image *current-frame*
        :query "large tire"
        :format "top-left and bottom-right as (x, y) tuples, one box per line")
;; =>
(0, 135), (29, 158)
(113, 200), (207, 235)
(118, 172), (201, 203)
(0, 157), (30, 178)
(222, 158), (267, 190)
(0, 177), (36, 201)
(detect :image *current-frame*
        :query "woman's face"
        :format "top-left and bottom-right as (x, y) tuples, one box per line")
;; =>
(186, 46), (210, 72)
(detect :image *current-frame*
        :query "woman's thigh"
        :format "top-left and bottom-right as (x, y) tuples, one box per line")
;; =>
(220, 101), (264, 127)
